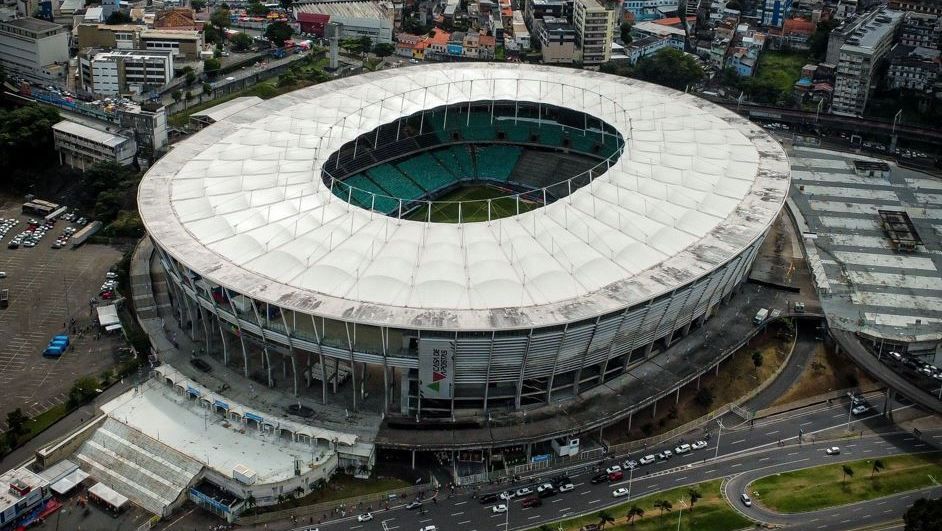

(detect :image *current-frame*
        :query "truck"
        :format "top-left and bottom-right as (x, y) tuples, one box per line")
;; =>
(753, 308), (769, 325)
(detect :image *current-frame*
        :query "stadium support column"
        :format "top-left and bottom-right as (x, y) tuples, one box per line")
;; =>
(217, 318), (229, 365)
(573, 316), (602, 396)
(381, 327), (390, 415)
(515, 331), (534, 409)
(546, 324), (570, 404)
(483, 331), (496, 413)
(345, 322), (358, 412)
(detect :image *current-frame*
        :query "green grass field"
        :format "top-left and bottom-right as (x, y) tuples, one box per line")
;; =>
(755, 51), (811, 94)
(404, 184), (541, 223)
(749, 452), (942, 513)
(542, 479), (751, 531)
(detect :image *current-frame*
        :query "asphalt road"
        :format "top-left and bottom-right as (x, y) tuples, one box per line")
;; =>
(285, 396), (938, 531)
(726, 462), (942, 530)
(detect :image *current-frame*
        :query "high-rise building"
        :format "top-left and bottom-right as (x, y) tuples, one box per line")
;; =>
(760, 0), (794, 28)
(0, 17), (69, 82)
(536, 16), (577, 63)
(889, 0), (942, 17)
(574, 0), (617, 64)
(831, 9), (905, 116)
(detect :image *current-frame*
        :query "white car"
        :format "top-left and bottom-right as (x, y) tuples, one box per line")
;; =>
(558, 483), (575, 493)
(499, 491), (515, 501)
(740, 493), (752, 507)
(639, 455), (656, 465)
(826, 446), (840, 455)
(624, 459), (638, 469)
(605, 465), (622, 474)
(0, 272), (6, 278)
(419, 526), (437, 531)
(612, 488), (630, 498)
(851, 405), (869, 415)
(492, 504), (507, 514)
(515, 487), (533, 497)
(674, 443), (691, 454)
(691, 440), (708, 450)
(357, 513), (373, 522)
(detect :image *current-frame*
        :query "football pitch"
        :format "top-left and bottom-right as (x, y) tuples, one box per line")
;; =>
(404, 184), (541, 223)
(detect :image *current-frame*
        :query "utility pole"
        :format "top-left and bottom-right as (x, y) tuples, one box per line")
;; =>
(713, 419), (724, 461)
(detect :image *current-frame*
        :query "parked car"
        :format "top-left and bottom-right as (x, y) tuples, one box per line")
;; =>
(405, 500), (422, 510)
(624, 459), (638, 469)
(639, 455), (656, 465)
(608, 470), (623, 481)
(499, 491), (515, 501)
(826, 446), (840, 455)
(521, 496), (542, 508)
(515, 487), (533, 497)
(612, 488), (630, 498)
(605, 465), (622, 474)
(558, 483), (575, 493)
(674, 443), (691, 454)
(478, 493), (499, 504)
(357, 513), (373, 522)
(691, 440), (708, 450)
(591, 473), (609, 484)
(851, 405), (869, 415)
(492, 504), (507, 514)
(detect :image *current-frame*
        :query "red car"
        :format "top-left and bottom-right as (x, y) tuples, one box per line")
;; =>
(608, 470), (623, 481)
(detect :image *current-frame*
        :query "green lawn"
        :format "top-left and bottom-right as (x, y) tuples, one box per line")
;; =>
(755, 51), (811, 94)
(542, 479), (752, 531)
(254, 476), (410, 513)
(749, 452), (942, 513)
(404, 184), (541, 223)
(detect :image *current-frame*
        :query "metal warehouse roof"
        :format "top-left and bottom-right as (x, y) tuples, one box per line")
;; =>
(138, 64), (790, 330)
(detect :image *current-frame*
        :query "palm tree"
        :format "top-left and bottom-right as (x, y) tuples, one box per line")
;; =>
(842, 464), (855, 484)
(244, 493), (257, 515)
(871, 459), (885, 478)
(688, 488), (702, 512)
(654, 499), (673, 517)
(626, 505), (645, 525)
(597, 509), (615, 528)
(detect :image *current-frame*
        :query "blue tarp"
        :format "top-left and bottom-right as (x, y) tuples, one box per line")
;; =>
(213, 399), (229, 410)
(244, 412), (263, 423)
(186, 386), (201, 397)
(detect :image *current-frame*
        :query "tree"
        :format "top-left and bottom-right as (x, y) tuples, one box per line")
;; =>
(185, 70), (196, 85)
(171, 89), (182, 102)
(620, 22), (633, 44)
(230, 31), (254, 51)
(105, 11), (132, 24)
(688, 488), (702, 512)
(654, 499), (673, 516)
(5, 409), (29, 437)
(341, 36), (372, 54)
(904, 497), (942, 531)
(626, 505), (644, 525)
(67, 376), (99, 409)
(244, 493), (258, 515)
(191, 0), (206, 10)
(752, 351), (763, 373)
(634, 48), (703, 91)
(694, 387), (714, 409)
(372, 42), (395, 57)
(210, 7), (231, 30)
(265, 20), (294, 46)
(597, 510), (615, 529)
(204, 58), (221, 73)
(247, 1), (269, 16)
(842, 464), (854, 484)
(277, 71), (297, 87)
(871, 459), (885, 478)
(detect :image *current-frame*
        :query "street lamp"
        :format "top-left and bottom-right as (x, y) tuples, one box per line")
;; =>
(676, 499), (688, 531)
(892, 109), (902, 136)
(713, 419), (725, 461)
(815, 98), (823, 124)
(627, 464), (635, 501)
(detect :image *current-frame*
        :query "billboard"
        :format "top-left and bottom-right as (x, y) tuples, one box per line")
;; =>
(418, 339), (454, 399)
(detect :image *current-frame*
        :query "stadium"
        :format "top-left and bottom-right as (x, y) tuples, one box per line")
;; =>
(138, 63), (790, 425)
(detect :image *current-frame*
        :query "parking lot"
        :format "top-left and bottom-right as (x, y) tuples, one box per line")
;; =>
(0, 199), (124, 426)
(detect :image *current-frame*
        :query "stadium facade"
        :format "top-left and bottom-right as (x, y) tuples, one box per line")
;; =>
(139, 64), (790, 419)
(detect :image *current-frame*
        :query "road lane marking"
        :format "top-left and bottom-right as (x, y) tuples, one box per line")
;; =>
(559, 507), (571, 512)
(528, 515), (540, 520)
(579, 491), (591, 495)
(731, 463), (742, 468)
(588, 499), (601, 504)
(675, 476), (687, 482)
(800, 421), (812, 426)
(419, 519), (432, 523)
(458, 521), (470, 525)
(759, 457), (769, 462)
(454, 501), (467, 506)
(451, 511), (464, 516)
(551, 498), (563, 503)
(765, 431), (779, 436)
(731, 439), (746, 445)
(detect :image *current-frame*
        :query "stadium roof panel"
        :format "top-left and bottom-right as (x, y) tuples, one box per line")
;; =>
(139, 64), (789, 330)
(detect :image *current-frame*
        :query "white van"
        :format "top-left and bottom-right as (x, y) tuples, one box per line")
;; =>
(753, 308), (769, 325)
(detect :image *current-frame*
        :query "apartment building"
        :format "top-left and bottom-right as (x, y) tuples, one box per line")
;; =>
(52, 120), (137, 170)
(537, 16), (577, 63)
(831, 9), (905, 115)
(0, 17), (69, 82)
(574, 0), (616, 64)
(887, 43), (940, 91)
(79, 49), (174, 96)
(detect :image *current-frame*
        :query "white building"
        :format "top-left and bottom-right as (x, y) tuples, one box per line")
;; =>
(832, 9), (905, 116)
(80, 49), (175, 96)
(574, 0), (617, 64)
(0, 467), (49, 528)
(0, 17), (69, 82)
(52, 120), (137, 170)
(294, 1), (395, 43)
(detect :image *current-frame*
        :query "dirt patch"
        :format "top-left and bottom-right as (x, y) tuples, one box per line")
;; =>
(607, 322), (794, 444)
(772, 343), (875, 406)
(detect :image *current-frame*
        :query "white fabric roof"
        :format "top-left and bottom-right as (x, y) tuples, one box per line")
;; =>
(191, 97), (264, 123)
(97, 304), (120, 327)
(51, 468), (89, 495)
(139, 64), (790, 330)
(88, 482), (129, 509)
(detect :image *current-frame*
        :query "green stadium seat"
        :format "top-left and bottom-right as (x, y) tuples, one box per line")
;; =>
(397, 153), (455, 192)
(432, 146), (475, 179)
(475, 145), (522, 182)
(537, 124), (564, 147)
(367, 164), (425, 200)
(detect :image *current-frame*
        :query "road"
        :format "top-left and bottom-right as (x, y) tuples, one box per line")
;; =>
(726, 460), (942, 530)
(276, 396), (938, 531)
